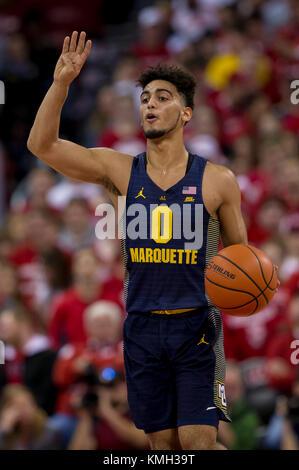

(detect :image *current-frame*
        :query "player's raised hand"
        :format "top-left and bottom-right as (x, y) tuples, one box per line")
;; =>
(54, 31), (92, 86)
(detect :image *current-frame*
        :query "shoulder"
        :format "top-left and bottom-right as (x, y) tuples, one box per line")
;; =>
(205, 162), (240, 197)
(205, 161), (237, 182)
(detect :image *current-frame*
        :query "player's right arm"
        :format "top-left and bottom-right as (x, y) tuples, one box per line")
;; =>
(27, 31), (133, 195)
(213, 165), (248, 247)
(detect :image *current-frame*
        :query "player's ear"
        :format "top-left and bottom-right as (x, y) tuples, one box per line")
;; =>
(181, 107), (192, 125)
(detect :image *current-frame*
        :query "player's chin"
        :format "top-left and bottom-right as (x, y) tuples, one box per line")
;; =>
(144, 129), (167, 139)
(142, 124), (166, 140)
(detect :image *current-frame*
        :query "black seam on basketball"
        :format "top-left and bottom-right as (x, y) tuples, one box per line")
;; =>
(214, 253), (268, 303)
(214, 301), (258, 316)
(205, 277), (257, 308)
(206, 268), (275, 312)
(206, 276), (258, 314)
(251, 299), (259, 315)
(267, 266), (276, 291)
(246, 246), (270, 301)
(211, 293), (258, 315)
(206, 276), (261, 316)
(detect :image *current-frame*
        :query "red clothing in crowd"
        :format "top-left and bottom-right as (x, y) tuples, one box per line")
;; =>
(8, 243), (71, 324)
(275, 22), (299, 79)
(130, 43), (169, 69)
(0, 346), (24, 385)
(97, 128), (146, 150)
(53, 340), (124, 414)
(0, 337), (58, 415)
(247, 221), (272, 246)
(265, 326), (299, 394)
(223, 288), (290, 361)
(285, 270), (299, 297)
(223, 289), (292, 392)
(283, 112), (299, 137)
(242, 169), (273, 219)
(49, 280), (124, 349)
(96, 414), (148, 450)
(9, 244), (45, 317)
(206, 89), (252, 147)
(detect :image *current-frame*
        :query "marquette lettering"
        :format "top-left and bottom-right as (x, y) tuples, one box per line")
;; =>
(129, 247), (199, 265)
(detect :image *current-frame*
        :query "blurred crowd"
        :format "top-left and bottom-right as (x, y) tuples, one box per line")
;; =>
(0, 0), (299, 450)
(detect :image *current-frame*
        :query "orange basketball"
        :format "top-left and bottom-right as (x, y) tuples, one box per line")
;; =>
(204, 244), (278, 316)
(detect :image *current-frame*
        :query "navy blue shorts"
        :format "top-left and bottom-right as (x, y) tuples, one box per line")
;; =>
(123, 307), (230, 434)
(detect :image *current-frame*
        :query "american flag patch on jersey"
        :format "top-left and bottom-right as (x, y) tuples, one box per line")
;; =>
(182, 186), (197, 195)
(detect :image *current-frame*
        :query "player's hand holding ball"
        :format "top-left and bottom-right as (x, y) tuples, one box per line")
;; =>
(205, 244), (279, 316)
(54, 31), (92, 86)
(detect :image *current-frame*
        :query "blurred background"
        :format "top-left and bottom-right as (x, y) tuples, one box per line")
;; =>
(0, 0), (299, 451)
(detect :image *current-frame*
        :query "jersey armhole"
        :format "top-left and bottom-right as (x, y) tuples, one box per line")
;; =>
(125, 153), (146, 197)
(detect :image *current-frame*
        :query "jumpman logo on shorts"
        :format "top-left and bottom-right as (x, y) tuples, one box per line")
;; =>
(197, 334), (209, 346)
(135, 187), (146, 199)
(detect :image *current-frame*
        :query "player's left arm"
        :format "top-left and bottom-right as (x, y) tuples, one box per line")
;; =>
(216, 167), (248, 248)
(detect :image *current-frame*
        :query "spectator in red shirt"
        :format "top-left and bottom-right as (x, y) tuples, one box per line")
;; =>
(223, 247), (289, 422)
(243, 137), (290, 219)
(223, 286), (288, 363)
(39, 248), (72, 326)
(265, 291), (299, 395)
(278, 157), (299, 213)
(279, 213), (299, 282)
(285, 270), (299, 298)
(9, 208), (64, 320)
(53, 300), (124, 397)
(130, 6), (170, 69)
(51, 299), (125, 446)
(96, 93), (146, 156)
(0, 305), (57, 415)
(68, 374), (148, 450)
(247, 195), (287, 246)
(49, 248), (124, 348)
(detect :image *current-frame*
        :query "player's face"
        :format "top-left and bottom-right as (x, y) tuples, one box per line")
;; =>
(140, 80), (190, 139)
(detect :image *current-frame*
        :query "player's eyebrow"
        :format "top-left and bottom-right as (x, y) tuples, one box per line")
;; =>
(155, 88), (173, 96)
(141, 88), (173, 98)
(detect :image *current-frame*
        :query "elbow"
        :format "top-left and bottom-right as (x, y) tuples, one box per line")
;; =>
(27, 136), (41, 156)
(27, 137), (35, 154)
(27, 137), (54, 159)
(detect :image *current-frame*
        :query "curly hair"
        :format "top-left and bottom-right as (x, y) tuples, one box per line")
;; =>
(137, 64), (196, 110)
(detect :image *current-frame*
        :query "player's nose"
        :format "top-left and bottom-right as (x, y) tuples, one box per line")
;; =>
(147, 95), (157, 108)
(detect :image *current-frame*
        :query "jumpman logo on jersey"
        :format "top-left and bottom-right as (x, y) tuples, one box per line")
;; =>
(135, 187), (146, 199)
(197, 334), (209, 346)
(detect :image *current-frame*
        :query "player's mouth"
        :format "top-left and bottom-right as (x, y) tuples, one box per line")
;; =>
(146, 113), (158, 123)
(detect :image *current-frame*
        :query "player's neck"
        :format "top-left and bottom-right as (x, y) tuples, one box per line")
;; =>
(146, 133), (188, 171)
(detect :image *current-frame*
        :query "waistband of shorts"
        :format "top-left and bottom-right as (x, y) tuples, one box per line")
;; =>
(127, 307), (206, 317)
(150, 307), (197, 315)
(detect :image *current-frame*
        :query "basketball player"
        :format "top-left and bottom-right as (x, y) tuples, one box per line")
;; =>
(28, 31), (249, 450)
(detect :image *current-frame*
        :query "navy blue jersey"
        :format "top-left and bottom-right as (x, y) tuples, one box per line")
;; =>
(121, 152), (221, 313)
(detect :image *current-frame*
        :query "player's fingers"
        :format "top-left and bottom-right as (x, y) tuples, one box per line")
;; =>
(275, 278), (280, 291)
(80, 39), (92, 64)
(76, 31), (86, 54)
(62, 36), (70, 54)
(69, 31), (78, 52)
